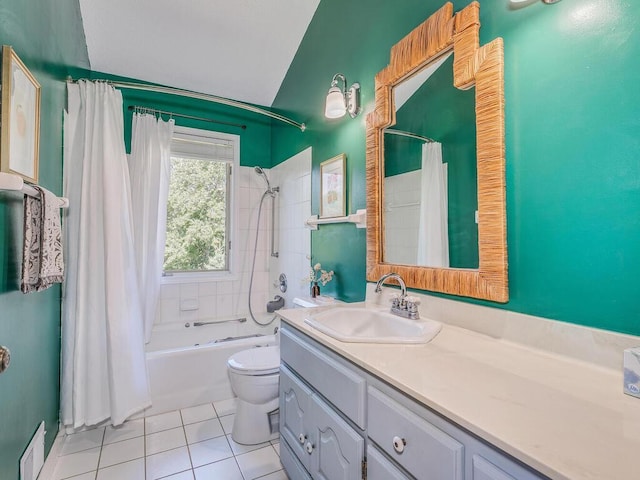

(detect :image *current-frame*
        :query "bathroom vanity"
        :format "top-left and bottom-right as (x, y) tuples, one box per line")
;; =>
(279, 318), (543, 480)
(278, 299), (640, 480)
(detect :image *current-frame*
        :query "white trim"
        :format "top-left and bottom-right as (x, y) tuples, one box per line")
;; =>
(164, 125), (240, 281)
(38, 426), (64, 480)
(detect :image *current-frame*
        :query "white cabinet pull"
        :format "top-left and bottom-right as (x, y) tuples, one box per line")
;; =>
(298, 433), (307, 444)
(392, 436), (406, 453)
(305, 441), (314, 454)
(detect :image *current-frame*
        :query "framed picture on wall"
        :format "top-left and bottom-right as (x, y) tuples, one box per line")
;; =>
(320, 153), (346, 218)
(1, 45), (41, 184)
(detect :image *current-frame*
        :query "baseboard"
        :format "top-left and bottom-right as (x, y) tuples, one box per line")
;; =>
(38, 425), (64, 480)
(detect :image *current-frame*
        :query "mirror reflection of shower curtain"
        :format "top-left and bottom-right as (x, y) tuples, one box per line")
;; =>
(417, 142), (449, 267)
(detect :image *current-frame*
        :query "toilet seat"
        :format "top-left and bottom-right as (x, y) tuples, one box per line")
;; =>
(227, 346), (280, 376)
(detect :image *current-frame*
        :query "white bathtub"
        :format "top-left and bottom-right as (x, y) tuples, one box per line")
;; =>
(144, 319), (279, 416)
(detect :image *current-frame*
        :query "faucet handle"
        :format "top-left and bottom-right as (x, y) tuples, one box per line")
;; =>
(406, 296), (420, 314)
(388, 293), (401, 308)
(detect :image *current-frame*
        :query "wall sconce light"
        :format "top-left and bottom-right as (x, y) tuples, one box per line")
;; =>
(324, 73), (361, 119)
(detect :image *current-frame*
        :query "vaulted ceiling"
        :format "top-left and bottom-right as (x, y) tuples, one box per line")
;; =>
(78, 0), (321, 107)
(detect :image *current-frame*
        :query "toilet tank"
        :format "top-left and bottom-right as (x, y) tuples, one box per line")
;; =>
(292, 296), (342, 308)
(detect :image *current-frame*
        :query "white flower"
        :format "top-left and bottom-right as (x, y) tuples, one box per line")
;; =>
(302, 262), (334, 286)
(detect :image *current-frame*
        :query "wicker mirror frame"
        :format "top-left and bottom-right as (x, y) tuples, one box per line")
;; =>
(366, 1), (507, 302)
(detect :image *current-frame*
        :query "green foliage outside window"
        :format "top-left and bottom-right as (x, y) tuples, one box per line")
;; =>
(164, 156), (228, 271)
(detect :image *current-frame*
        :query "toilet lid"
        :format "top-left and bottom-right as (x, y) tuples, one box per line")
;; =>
(228, 346), (280, 375)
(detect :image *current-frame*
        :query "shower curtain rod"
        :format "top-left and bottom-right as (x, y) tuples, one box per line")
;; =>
(67, 78), (306, 132)
(128, 105), (247, 130)
(385, 128), (435, 143)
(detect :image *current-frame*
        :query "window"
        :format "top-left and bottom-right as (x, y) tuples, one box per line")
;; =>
(163, 126), (239, 278)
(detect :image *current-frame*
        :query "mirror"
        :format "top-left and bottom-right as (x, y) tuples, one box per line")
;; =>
(366, 1), (508, 302)
(383, 52), (479, 269)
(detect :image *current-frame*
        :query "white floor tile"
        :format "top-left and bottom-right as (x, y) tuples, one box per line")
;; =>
(226, 434), (270, 456)
(99, 436), (144, 468)
(96, 458), (145, 480)
(219, 414), (235, 434)
(163, 470), (195, 480)
(52, 446), (100, 480)
(258, 470), (289, 480)
(146, 426), (187, 455)
(52, 406), (289, 480)
(146, 446), (192, 480)
(188, 436), (234, 468)
(236, 445), (282, 480)
(213, 398), (237, 417)
(59, 472), (96, 480)
(194, 457), (244, 480)
(184, 418), (224, 444)
(146, 410), (183, 434)
(59, 428), (104, 456)
(181, 403), (216, 425)
(271, 441), (280, 456)
(103, 418), (144, 445)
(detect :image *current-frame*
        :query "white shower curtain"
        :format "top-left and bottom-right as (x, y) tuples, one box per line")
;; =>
(129, 113), (174, 343)
(417, 142), (450, 267)
(61, 81), (151, 429)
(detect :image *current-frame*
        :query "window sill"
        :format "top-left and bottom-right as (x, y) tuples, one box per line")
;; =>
(161, 271), (238, 284)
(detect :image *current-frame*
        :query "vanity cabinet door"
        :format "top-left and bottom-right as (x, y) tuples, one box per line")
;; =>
(280, 438), (313, 480)
(367, 444), (411, 480)
(280, 365), (314, 471)
(308, 393), (365, 480)
(368, 386), (464, 480)
(471, 454), (517, 480)
(468, 450), (545, 480)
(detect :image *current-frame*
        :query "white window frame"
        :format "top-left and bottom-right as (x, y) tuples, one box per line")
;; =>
(161, 125), (240, 284)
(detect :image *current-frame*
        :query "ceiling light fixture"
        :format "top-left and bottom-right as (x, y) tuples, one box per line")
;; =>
(324, 73), (361, 119)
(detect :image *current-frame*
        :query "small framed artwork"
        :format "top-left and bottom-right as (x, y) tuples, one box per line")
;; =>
(1, 45), (41, 183)
(320, 153), (346, 218)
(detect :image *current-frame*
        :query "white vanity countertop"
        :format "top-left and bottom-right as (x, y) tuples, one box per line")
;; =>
(278, 303), (640, 480)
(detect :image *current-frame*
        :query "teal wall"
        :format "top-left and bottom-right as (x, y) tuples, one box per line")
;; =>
(0, 1), (89, 478)
(384, 54), (478, 268)
(272, 0), (640, 336)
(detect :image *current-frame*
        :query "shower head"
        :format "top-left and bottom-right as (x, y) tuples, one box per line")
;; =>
(254, 166), (272, 192)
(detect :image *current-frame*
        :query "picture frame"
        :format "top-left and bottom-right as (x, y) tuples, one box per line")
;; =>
(1, 45), (41, 184)
(320, 153), (346, 218)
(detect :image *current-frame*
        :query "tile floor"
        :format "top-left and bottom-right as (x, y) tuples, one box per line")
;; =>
(51, 398), (287, 480)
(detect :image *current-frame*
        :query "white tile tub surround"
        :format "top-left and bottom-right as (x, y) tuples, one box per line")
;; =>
(156, 165), (277, 328)
(384, 170), (422, 265)
(366, 283), (640, 371)
(269, 147), (312, 309)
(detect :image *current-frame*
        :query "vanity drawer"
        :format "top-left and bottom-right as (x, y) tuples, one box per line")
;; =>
(368, 386), (464, 480)
(280, 327), (367, 429)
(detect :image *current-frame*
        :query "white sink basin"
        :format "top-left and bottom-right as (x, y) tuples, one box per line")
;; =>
(304, 307), (441, 344)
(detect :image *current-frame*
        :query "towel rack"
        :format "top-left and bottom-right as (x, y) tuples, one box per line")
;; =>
(0, 172), (69, 208)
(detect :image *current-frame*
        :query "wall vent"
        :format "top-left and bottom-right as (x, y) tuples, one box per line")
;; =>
(20, 421), (45, 480)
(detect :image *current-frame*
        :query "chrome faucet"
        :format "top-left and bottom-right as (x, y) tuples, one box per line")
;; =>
(374, 273), (420, 320)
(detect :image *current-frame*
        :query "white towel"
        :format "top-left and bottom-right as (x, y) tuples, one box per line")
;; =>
(21, 186), (64, 293)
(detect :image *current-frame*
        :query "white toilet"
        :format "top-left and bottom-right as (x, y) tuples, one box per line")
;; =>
(227, 345), (281, 445)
